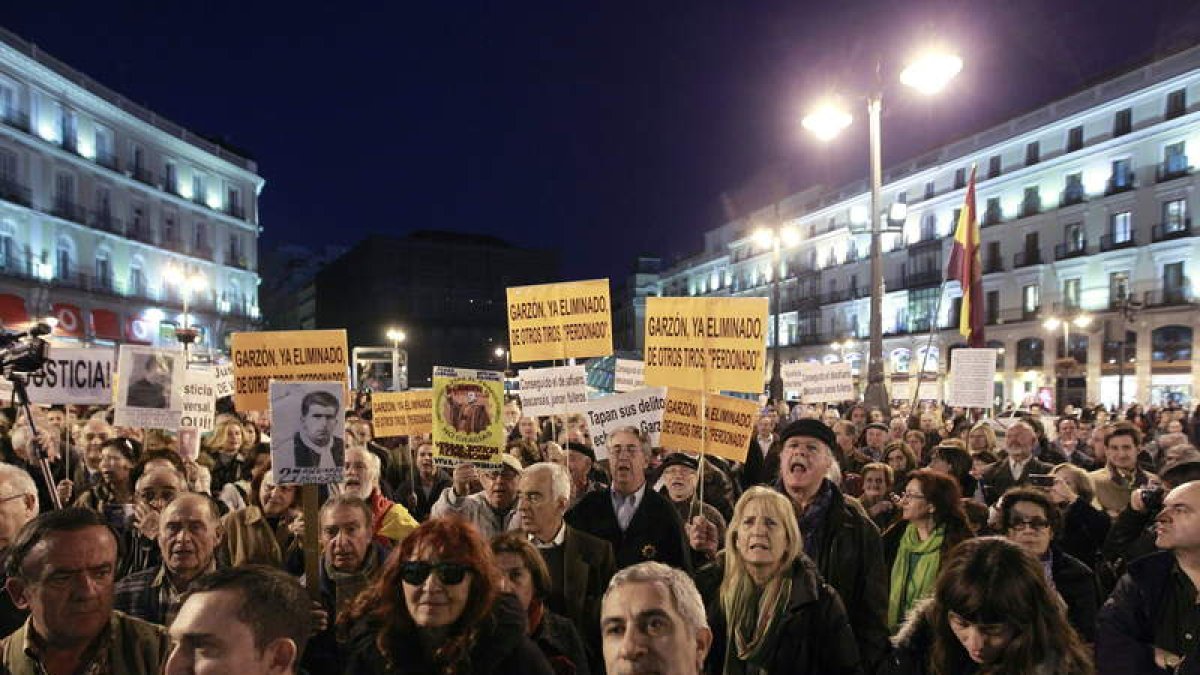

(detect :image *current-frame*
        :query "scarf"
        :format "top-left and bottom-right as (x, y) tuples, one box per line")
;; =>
(725, 574), (793, 675)
(888, 523), (945, 630)
(327, 545), (381, 614)
(795, 480), (833, 561)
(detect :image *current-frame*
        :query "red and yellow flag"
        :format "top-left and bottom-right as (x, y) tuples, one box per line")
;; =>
(946, 165), (984, 346)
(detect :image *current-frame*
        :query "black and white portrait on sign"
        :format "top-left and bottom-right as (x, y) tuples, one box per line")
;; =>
(270, 380), (345, 485)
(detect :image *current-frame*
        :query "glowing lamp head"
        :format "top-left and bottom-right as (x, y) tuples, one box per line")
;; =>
(753, 228), (775, 249)
(1043, 317), (1061, 331)
(780, 226), (801, 248)
(802, 103), (853, 142)
(900, 51), (963, 95)
(1072, 315), (1093, 329)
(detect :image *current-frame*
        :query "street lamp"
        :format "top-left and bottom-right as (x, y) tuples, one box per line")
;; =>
(164, 265), (206, 354)
(802, 48), (963, 414)
(493, 345), (510, 374)
(754, 221), (800, 401)
(386, 327), (407, 351)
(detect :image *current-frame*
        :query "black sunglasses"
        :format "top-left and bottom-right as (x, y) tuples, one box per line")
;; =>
(400, 561), (472, 586)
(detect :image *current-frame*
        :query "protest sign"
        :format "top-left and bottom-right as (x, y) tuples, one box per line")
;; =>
(114, 345), (185, 429)
(946, 348), (998, 408)
(26, 346), (113, 405)
(269, 380), (346, 485)
(892, 378), (942, 402)
(180, 368), (217, 431)
(213, 362), (235, 399)
(371, 390), (434, 438)
(613, 358), (644, 392)
(795, 362), (855, 403)
(432, 366), (506, 468)
(506, 279), (612, 363)
(781, 362), (805, 392)
(230, 329), (348, 412)
(582, 386), (666, 460)
(643, 297), (768, 394)
(659, 387), (758, 463)
(518, 365), (588, 417)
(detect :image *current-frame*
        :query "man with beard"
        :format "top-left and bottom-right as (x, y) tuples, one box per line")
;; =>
(772, 418), (888, 670)
(114, 494), (224, 626)
(432, 453), (523, 540)
(566, 427), (691, 571)
(340, 447), (417, 546)
(395, 440), (452, 521)
(981, 420), (1054, 504)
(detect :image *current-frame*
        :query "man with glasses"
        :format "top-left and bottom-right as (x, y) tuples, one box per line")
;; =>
(340, 446), (418, 546)
(432, 453), (523, 540)
(120, 467), (186, 578)
(0, 465), (38, 635)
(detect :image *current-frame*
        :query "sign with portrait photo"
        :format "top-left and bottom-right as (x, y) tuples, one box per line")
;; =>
(432, 366), (505, 469)
(269, 380), (346, 485)
(114, 345), (185, 429)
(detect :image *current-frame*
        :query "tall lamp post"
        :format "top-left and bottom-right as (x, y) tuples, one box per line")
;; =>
(386, 328), (406, 351)
(754, 222), (800, 401)
(802, 49), (963, 414)
(165, 265), (207, 358)
(493, 345), (510, 375)
(1044, 312), (1092, 409)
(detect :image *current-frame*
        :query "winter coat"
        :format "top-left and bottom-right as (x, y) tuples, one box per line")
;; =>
(1096, 550), (1185, 675)
(1051, 546), (1101, 643)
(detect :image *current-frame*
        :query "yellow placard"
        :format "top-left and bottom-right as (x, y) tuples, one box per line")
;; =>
(643, 297), (768, 393)
(371, 390), (434, 438)
(230, 330), (348, 412)
(659, 387), (759, 463)
(431, 366), (506, 468)
(506, 279), (612, 363)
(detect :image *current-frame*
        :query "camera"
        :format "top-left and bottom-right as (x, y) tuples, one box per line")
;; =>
(1140, 486), (1166, 513)
(0, 322), (51, 380)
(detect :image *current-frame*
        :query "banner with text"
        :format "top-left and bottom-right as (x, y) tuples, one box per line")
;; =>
(26, 346), (114, 405)
(432, 366), (506, 468)
(518, 365), (588, 417)
(582, 386), (666, 460)
(230, 329), (349, 412)
(213, 362), (235, 399)
(659, 387), (759, 463)
(795, 362), (855, 403)
(114, 345), (185, 429)
(371, 390), (434, 439)
(946, 348), (998, 409)
(180, 368), (217, 432)
(781, 362), (805, 393)
(891, 378), (942, 402)
(643, 297), (768, 393)
(613, 358), (644, 393)
(506, 279), (612, 363)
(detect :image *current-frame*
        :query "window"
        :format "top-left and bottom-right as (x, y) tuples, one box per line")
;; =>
(907, 288), (939, 332)
(1065, 222), (1084, 251)
(0, 148), (16, 183)
(53, 173), (75, 215)
(954, 168), (966, 189)
(988, 155), (1002, 178)
(1025, 141), (1040, 166)
(94, 126), (114, 166)
(1164, 141), (1188, 174)
(1167, 88), (1187, 119)
(984, 197), (1002, 225)
(130, 263), (146, 296)
(61, 109), (76, 152)
(1017, 337), (1044, 368)
(95, 253), (111, 289)
(1164, 262), (1186, 300)
(0, 232), (12, 268)
(94, 187), (111, 227)
(1110, 158), (1133, 191)
(1021, 186), (1040, 216)
(924, 180), (935, 199)
(1067, 125), (1084, 152)
(1152, 325), (1192, 362)
(896, 190), (907, 204)
(1164, 198), (1188, 232)
(986, 290), (999, 324)
(1063, 278), (1081, 309)
(132, 144), (144, 171)
(0, 83), (13, 120)
(920, 214), (937, 240)
(165, 162), (177, 193)
(227, 185), (242, 217)
(163, 212), (177, 246)
(1109, 272), (1130, 305)
(1114, 108), (1132, 136)
(1022, 284), (1040, 314)
(131, 204), (145, 235)
(192, 173), (205, 204)
(195, 221), (208, 251)
(1063, 172), (1084, 204)
(986, 241), (1001, 271)
(1111, 211), (1132, 243)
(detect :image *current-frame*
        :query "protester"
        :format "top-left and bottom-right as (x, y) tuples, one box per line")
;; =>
(2, 507), (169, 673)
(1090, 422), (1158, 518)
(9, 423), (68, 514)
(341, 516), (554, 674)
(120, 466), (186, 577)
(700, 486), (861, 674)
(341, 446), (419, 546)
(861, 462), (900, 530)
(166, 565), (311, 675)
(75, 436), (138, 532)
(1101, 458), (1200, 582)
(564, 441), (604, 507)
(220, 469), (300, 568)
(1049, 417), (1096, 469)
(0, 464), (38, 636)
(72, 417), (112, 491)
(885, 537), (1094, 674)
(859, 422), (890, 463)
(205, 418), (249, 498)
(980, 421), (1053, 503)
(741, 409), (779, 489)
(883, 440), (918, 489)
(396, 440), (452, 521)
(217, 445), (270, 512)
(965, 421), (998, 457)
(432, 453), (522, 540)
(600, 561), (712, 675)
(927, 441), (976, 496)
(1047, 463), (1110, 570)
(657, 453), (727, 564)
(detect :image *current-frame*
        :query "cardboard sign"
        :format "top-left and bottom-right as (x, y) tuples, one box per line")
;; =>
(582, 387), (666, 460)
(231, 330), (348, 412)
(26, 346), (114, 405)
(613, 359), (644, 392)
(781, 362), (805, 392)
(269, 380), (346, 485)
(114, 345), (185, 429)
(517, 365), (588, 417)
(892, 379), (941, 402)
(371, 390), (434, 438)
(506, 279), (613, 363)
(213, 362), (235, 399)
(659, 387), (758, 463)
(180, 368), (217, 431)
(946, 348), (998, 408)
(793, 362), (855, 404)
(643, 297), (768, 394)
(432, 366), (506, 468)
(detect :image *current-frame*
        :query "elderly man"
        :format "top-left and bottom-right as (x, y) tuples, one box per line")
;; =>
(657, 454), (726, 564)
(432, 454), (523, 540)
(1091, 422), (1159, 518)
(566, 427), (691, 571)
(395, 440), (452, 521)
(340, 446), (417, 547)
(71, 417), (111, 492)
(1046, 417), (1094, 469)
(772, 418), (889, 669)
(2, 507), (169, 673)
(166, 565), (311, 675)
(120, 467), (186, 578)
(114, 493), (224, 626)
(981, 421), (1054, 503)
(0, 465), (38, 635)
(600, 561), (712, 675)
(565, 441), (604, 506)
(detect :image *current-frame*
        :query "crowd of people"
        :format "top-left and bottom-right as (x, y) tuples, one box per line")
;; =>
(0, 395), (1199, 674)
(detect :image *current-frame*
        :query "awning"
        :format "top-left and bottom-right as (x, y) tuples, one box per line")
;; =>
(124, 317), (153, 344)
(51, 303), (83, 337)
(0, 294), (28, 329)
(91, 309), (122, 340)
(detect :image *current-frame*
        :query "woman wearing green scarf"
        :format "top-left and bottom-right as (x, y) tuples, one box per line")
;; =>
(699, 486), (861, 675)
(883, 468), (972, 631)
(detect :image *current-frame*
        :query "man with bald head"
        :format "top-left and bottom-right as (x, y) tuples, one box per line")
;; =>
(114, 493), (224, 626)
(341, 446), (418, 547)
(980, 420), (1054, 504)
(73, 417), (112, 491)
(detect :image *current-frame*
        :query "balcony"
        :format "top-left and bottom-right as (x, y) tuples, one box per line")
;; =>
(50, 198), (88, 224)
(1012, 249), (1043, 268)
(0, 176), (32, 207)
(1152, 219), (1192, 242)
(1100, 229), (1137, 251)
(193, 244), (214, 261)
(893, 268), (942, 289)
(796, 333), (826, 346)
(1144, 288), (1194, 307)
(95, 152), (120, 172)
(909, 233), (942, 251)
(127, 224), (156, 245)
(1060, 188), (1086, 207)
(820, 287), (866, 304)
(983, 257), (1004, 274)
(1054, 240), (1088, 260)
(1156, 158), (1192, 183)
(0, 109), (30, 133)
(1105, 171), (1136, 196)
(131, 166), (157, 187)
(89, 210), (124, 236)
(226, 203), (246, 220)
(1019, 197), (1042, 218)
(982, 207), (1003, 227)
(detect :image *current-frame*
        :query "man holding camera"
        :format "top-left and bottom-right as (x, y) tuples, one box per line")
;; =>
(1090, 423), (1157, 518)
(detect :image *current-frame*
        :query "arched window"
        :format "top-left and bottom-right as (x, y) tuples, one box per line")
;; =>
(94, 247), (111, 291)
(1017, 337), (1044, 368)
(1103, 330), (1136, 364)
(129, 255), (146, 297)
(55, 234), (75, 281)
(1152, 325), (1193, 362)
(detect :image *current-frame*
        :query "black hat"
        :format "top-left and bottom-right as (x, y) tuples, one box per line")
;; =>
(864, 422), (889, 434)
(659, 453), (699, 473)
(778, 419), (837, 453)
(564, 441), (596, 462)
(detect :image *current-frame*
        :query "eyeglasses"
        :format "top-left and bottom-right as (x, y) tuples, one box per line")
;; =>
(1008, 517), (1051, 531)
(0, 493), (27, 505)
(399, 561), (472, 586)
(899, 492), (927, 501)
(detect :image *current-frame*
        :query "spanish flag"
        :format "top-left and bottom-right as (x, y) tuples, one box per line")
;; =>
(946, 165), (984, 346)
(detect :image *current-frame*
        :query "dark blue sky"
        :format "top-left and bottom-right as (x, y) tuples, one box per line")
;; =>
(6, 1), (1200, 279)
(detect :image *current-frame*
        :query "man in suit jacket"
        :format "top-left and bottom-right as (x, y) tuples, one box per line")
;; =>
(293, 390), (345, 469)
(565, 427), (691, 573)
(982, 420), (1052, 504)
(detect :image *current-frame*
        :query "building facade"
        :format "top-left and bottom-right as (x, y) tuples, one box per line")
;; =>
(0, 27), (262, 353)
(646, 45), (1200, 410)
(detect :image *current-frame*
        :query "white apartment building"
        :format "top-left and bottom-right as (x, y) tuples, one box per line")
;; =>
(650, 44), (1200, 410)
(0, 26), (262, 353)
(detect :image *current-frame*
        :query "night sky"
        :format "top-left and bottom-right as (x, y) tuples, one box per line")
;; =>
(6, 1), (1200, 280)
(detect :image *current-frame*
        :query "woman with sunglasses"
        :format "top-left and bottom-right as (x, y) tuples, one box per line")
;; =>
(342, 516), (554, 675)
(883, 537), (1094, 675)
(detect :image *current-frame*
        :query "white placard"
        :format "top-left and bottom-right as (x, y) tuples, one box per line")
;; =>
(795, 362), (855, 404)
(946, 348), (998, 408)
(180, 368), (218, 432)
(270, 380), (346, 485)
(781, 362), (806, 391)
(892, 379), (942, 402)
(26, 346), (114, 405)
(517, 365), (588, 417)
(613, 359), (645, 392)
(581, 386), (666, 460)
(114, 345), (185, 429)
(213, 362), (235, 399)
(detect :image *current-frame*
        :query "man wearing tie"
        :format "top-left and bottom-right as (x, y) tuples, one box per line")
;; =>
(981, 420), (1052, 504)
